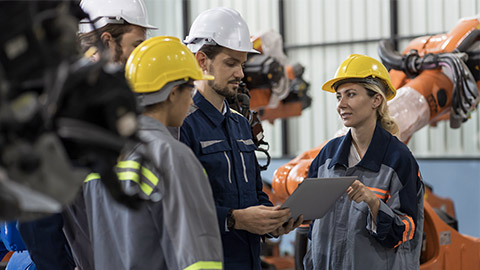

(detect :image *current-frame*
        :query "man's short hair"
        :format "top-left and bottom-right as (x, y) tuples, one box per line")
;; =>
(198, 44), (224, 60)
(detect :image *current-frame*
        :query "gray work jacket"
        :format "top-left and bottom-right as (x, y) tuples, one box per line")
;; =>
(304, 123), (424, 270)
(65, 115), (223, 270)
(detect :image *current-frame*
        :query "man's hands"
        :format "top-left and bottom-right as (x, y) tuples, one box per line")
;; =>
(232, 205), (306, 236)
(232, 205), (289, 235)
(270, 214), (305, 237)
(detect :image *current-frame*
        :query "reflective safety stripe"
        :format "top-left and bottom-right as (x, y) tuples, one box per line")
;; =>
(84, 161), (158, 196)
(402, 215), (415, 241)
(223, 152), (232, 184)
(393, 240), (402, 248)
(394, 214), (415, 248)
(184, 261), (222, 270)
(83, 163), (158, 196)
(117, 171), (153, 196)
(117, 160), (141, 169)
(200, 140), (223, 148)
(230, 108), (243, 117)
(239, 152), (248, 182)
(84, 173), (101, 183)
(366, 186), (389, 200)
(236, 139), (254, 146)
(116, 160), (159, 186)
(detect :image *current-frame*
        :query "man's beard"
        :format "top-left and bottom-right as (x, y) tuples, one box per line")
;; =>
(208, 80), (237, 98)
(208, 63), (238, 98)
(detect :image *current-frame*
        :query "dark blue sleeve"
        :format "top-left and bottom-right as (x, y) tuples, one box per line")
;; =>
(372, 145), (422, 248)
(18, 214), (75, 270)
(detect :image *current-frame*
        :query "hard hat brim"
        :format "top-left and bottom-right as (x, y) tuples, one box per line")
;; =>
(321, 76), (396, 101)
(197, 74), (214, 81)
(185, 39), (260, 54)
(137, 80), (183, 106)
(138, 22), (158, 30)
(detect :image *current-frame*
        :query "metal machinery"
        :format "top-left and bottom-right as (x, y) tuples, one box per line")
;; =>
(245, 34), (312, 124)
(268, 16), (480, 269)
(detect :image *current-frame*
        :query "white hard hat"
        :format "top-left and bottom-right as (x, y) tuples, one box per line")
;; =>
(184, 7), (258, 53)
(78, 0), (157, 34)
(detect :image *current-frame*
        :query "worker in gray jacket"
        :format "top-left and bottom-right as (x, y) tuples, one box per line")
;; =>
(77, 36), (223, 270)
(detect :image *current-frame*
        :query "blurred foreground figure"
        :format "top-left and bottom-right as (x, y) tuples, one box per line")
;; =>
(0, 0), (141, 221)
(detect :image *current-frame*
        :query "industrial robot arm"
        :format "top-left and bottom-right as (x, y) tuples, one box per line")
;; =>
(379, 16), (480, 139)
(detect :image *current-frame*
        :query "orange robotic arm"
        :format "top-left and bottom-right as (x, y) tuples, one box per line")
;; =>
(379, 16), (480, 140)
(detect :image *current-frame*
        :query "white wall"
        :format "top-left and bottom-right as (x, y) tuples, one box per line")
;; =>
(144, 0), (183, 38)
(144, 0), (480, 158)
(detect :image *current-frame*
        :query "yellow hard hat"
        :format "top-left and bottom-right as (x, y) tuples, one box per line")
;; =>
(125, 36), (213, 95)
(321, 54), (396, 100)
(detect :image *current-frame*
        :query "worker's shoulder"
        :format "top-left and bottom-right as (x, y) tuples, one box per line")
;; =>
(385, 135), (415, 161)
(321, 136), (345, 154)
(154, 134), (196, 158)
(381, 136), (419, 181)
(182, 104), (205, 124)
(157, 139), (204, 174)
(229, 108), (251, 128)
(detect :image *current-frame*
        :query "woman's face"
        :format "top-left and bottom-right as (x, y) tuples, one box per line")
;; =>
(335, 83), (379, 129)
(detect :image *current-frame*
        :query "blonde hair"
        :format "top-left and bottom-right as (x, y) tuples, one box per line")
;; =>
(360, 81), (399, 136)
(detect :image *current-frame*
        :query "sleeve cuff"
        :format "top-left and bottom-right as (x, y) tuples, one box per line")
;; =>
(217, 206), (230, 234)
(367, 201), (394, 237)
(367, 211), (377, 233)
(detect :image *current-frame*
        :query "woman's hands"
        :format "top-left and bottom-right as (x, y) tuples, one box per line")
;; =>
(347, 180), (380, 221)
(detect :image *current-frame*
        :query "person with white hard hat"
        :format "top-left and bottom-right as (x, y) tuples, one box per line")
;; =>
(180, 7), (303, 270)
(77, 0), (156, 64)
(16, 2), (157, 269)
(59, 1), (158, 269)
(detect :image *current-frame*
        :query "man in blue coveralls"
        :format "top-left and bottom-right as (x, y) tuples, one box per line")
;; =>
(180, 7), (303, 270)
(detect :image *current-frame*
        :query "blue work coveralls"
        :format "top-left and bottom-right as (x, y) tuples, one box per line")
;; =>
(305, 123), (424, 270)
(180, 92), (273, 270)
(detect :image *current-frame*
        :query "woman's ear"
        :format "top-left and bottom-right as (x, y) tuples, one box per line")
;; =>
(372, 93), (383, 109)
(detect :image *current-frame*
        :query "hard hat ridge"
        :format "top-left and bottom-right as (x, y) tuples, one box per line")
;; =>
(78, 0), (157, 34)
(184, 7), (259, 54)
(322, 54), (397, 100)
